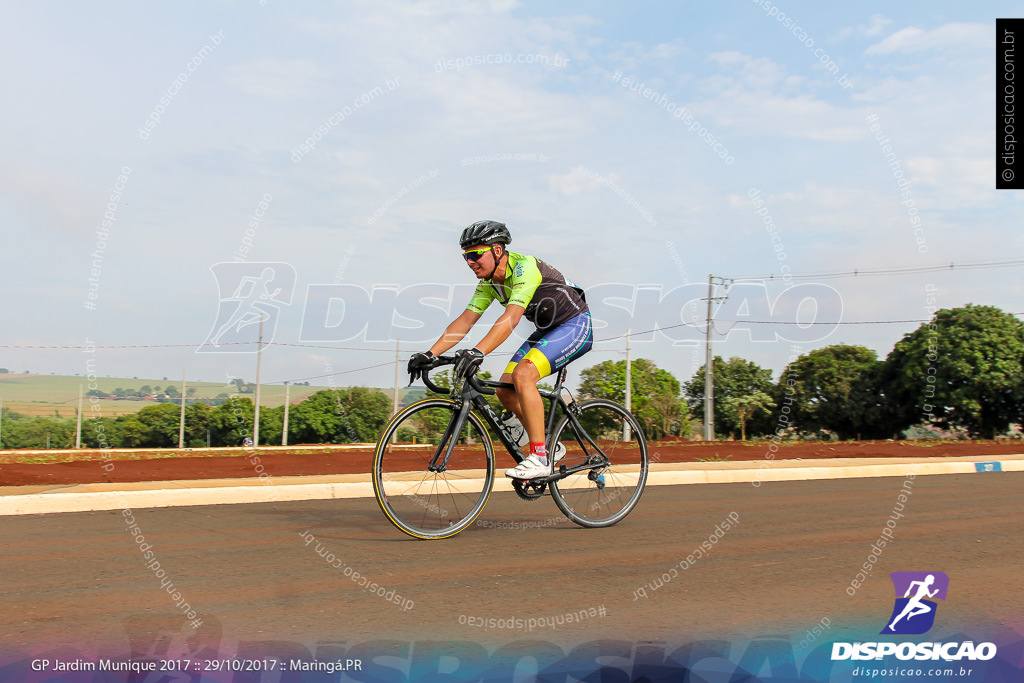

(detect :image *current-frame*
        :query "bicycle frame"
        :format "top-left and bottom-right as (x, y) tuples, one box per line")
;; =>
(422, 362), (612, 484)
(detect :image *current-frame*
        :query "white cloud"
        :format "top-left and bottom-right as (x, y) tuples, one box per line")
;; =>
(865, 23), (988, 55)
(864, 14), (892, 38)
(546, 167), (620, 195)
(698, 53), (861, 141)
(427, 72), (593, 140)
(1, 3), (1018, 386)
(407, 0), (519, 15)
(837, 14), (893, 41)
(0, 161), (98, 237)
(223, 58), (328, 98)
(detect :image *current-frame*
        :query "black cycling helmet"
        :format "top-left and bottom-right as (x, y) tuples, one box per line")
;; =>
(459, 220), (511, 250)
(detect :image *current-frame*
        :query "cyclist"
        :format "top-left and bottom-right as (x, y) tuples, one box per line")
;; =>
(408, 220), (592, 479)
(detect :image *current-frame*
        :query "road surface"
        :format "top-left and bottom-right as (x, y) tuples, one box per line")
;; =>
(1, 472), (1021, 678)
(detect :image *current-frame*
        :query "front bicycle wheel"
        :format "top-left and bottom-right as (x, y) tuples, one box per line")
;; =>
(549, 399), (648, 528)
(372, 398), (494, 539)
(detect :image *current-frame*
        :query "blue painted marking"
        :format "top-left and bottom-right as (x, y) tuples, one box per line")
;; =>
(974, 461), (1002, 473)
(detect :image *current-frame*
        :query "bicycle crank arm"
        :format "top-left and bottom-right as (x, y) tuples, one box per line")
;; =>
(537, 460), (607, 484)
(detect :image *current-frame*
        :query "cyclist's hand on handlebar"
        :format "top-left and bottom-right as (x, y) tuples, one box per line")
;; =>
(452, 347), (485, 379)
(407, 351), (436, 383)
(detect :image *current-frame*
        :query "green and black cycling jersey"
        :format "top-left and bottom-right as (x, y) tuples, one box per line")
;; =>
(466, 251), (588, 330)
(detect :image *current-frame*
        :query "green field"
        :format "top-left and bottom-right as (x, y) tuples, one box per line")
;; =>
(0, 373), (423, 418)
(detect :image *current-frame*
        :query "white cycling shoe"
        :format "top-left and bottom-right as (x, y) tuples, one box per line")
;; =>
(553, 442), (566, 463)
(505, 455), (549, 479)
(504, 443), (566, 479)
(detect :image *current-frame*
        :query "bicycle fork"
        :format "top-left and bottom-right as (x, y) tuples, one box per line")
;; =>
(427, 398), (475, 473)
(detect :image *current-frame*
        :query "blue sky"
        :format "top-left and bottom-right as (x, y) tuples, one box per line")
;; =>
(1, 1), (1021, 393)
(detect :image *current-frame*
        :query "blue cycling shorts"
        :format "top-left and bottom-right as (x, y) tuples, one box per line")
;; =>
(503, 312), (593, 378)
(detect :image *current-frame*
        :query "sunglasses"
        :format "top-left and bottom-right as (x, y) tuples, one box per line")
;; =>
(462, 248), (492, 262)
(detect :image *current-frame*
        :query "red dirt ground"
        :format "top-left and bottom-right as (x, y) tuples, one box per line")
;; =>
(1, 440), (1020, 487)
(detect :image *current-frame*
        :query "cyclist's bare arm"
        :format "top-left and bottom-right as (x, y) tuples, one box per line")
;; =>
(429, 309), (482, 356)
(475, 304), (525, 355)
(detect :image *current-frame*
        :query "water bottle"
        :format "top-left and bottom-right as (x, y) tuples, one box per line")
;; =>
(500, 411), (530, 447)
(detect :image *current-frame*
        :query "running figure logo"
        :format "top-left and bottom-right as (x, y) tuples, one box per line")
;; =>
(880, 571), (950, 635)
(198, 262), (296, 353)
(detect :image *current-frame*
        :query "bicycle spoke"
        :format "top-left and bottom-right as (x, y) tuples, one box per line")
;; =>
(373, 399), (494, 539)
(549, 399), (648, 527)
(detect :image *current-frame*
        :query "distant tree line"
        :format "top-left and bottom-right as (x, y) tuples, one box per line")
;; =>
(580, 304), (1024, 441)
(682, 304), (1024, 440)
(2, 304), (1020, 449)
(0, 388), (394, 449)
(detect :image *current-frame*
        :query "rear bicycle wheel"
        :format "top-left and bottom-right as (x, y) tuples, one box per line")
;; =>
(372, 398), (494, 539)
(548, 399), (648, 528)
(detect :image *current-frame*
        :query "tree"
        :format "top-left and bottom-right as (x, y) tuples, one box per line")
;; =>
(81, 416), (118, 448)
(646, 390), (692, 439)
(289, 388), (392, 443)
(134, 403), (183, 446)
(209, 397), (254, 446)
(883, 304), (1024, 438)
(184, 402), (213, 446)
(2, 417), (75, 449)
(684, 356), (774, 439)
(778, 345), (898, 440)
(116, 416), (150, 447)
(722, 391), (776, 441)
(579, 359), (689, 440)
(258, 405), (285, 445)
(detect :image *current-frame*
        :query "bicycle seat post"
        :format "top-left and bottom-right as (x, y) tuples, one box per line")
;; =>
(554, 367), (568, 392)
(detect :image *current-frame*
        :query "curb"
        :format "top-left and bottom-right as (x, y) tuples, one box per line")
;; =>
(1, 455), (1021, 516)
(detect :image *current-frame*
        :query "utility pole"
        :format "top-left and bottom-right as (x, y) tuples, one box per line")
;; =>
(282, 381), (290, 446)
(393, 340), (400, 416)
(391, 340), (403, 445)
(178, 370), (186, 448)
(624, 332), (632, 441)
(253, 317), (264, 447)
(76, 384), (83, 449)
(703, 275), (731, 441)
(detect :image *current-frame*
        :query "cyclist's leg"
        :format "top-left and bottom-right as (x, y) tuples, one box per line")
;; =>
(506, 313), (594, 446)
(495, 333), (541, 419)
(511, 357), (545, 444)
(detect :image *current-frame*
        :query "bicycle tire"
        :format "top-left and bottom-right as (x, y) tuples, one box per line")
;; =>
(548, 398), (648, 528)
(372, 398), (494, 539)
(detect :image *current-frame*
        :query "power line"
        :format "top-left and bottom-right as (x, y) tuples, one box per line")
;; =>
(732, 258), (1024, 282)
(7, 312), (1024, 352)
(270, 361), (397, 385)
(0, 342), (396, 351)
(8, 309), (1023, 387)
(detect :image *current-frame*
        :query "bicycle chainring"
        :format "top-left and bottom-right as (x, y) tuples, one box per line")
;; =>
(512, 479), (547, 501)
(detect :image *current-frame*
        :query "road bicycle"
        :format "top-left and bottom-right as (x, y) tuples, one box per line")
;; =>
(372, 355), (649, 539)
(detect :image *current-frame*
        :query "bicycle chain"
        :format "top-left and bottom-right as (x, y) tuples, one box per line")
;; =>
(511, 479), (547, 501)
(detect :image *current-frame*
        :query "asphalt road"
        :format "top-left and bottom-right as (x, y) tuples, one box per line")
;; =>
(2, 472), (1021, 667)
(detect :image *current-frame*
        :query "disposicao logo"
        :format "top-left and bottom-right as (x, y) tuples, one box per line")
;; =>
(881, 571), (948, 635)
(831, 571), (998, 663)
